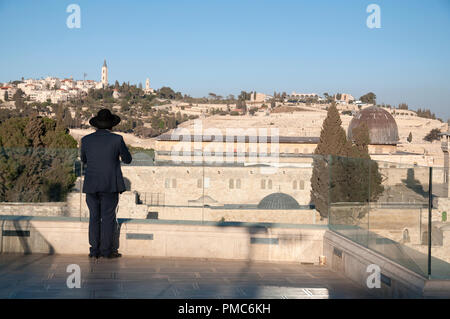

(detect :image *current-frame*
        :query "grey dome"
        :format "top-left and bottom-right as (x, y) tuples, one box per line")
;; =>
(348, 106), (399, 145)
(257, 192), (301, 209)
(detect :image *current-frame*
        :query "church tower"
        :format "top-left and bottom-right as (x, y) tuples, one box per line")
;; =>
(144, 77), (154, 94)
(101, 59), (108, 88)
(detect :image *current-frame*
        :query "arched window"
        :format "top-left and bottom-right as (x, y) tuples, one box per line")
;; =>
(299, 180), (305, 190)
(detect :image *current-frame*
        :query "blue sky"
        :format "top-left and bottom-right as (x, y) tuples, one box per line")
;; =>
(0, 0), (449, 119)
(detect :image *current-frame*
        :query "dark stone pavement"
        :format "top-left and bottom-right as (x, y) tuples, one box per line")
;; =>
(0, 253), (374, 299)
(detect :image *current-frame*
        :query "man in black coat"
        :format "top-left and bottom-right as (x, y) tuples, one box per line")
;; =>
(81, 109), (132, 258)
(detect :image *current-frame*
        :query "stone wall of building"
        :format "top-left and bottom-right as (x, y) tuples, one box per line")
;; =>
(121, 166), (313, 207)
(120, 164), (443, 210)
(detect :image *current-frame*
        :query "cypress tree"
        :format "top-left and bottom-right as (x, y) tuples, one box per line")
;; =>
(311, 103), (351, 218)
(407, 132), (413, 143)
(339, 123), (384, 217)
(311, 105), (384, 220)
(314, 102), (350, 156)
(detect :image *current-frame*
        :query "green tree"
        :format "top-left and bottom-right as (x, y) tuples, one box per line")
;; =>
(340, 123), (384, 216)
(0, 116), (77, 202)
(157, 87), (177, 99)
(360, 92), (376, 105)
(417, 108), (438, 120)
(12, 89), (25, 101)
(407, 132), (413, 143)
(270, 99), (276, 109)
(249, 107), (258, 116)
(424, 128), (441, 142)
(311, 103), (351, 218)
(398, 103), (408, 110)
(120, 99), (130, 112)
(311, 104), (383, 219)
(238, 91), (251, 101)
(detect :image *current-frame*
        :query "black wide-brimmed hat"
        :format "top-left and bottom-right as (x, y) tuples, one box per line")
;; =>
(89, 109), (121, 129)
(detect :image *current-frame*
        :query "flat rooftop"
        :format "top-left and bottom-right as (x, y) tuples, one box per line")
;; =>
(0, 254), (373, 299)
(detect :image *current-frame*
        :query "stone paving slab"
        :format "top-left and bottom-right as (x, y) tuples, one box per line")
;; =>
(0, 253), (374, 299)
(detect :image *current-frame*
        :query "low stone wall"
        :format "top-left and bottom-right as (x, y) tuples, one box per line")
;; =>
(0, 217), (326, 263)
(0, 192), (148, 219)
(0, 202), (68, 217)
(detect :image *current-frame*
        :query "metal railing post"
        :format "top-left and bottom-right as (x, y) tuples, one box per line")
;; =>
(428, 166), (433, 279)
(80, 158), (83, 220)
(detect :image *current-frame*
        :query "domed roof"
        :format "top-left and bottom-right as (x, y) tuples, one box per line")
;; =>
(348, 106), (399, 145)
(257, 192), (300, 209)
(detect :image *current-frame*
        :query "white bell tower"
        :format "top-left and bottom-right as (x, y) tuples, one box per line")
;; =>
(101, 59), (108, 88)
(144, 77), (154, 94)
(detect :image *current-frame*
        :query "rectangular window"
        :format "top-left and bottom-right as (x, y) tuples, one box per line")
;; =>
(299, 180), (305, 190)
(197, 179), (202, 188)
(229, 179), (234, 189)
(172, 179), (177, 188)
(293, 180), (297, 189)
(268, 179), (272, 189)
(261, 179), (266, 189)
(236, 179), (241, 189)
(164, 178), (170, 188)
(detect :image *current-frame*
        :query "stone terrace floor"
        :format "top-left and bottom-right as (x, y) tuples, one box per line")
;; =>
(0, 254), (374, 299)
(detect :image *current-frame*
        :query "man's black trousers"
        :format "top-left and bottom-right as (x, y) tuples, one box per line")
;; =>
(86, 192), (119, 256)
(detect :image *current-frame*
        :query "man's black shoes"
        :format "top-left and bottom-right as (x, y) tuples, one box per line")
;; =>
(105, 252), (122, 259)
(89, 252), (122, 258)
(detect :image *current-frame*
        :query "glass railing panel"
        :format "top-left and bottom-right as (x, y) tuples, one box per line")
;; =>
(327, 155), (441, 278)
(430, 166), (450, 279)
(2, 146), (448, 279)
(368, 162), (429, 277)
